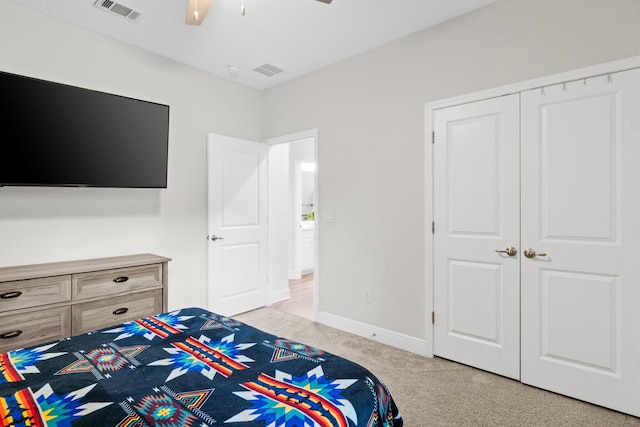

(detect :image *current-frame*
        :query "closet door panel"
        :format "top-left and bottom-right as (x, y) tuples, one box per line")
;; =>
(433, 94), (521, 380)
(540, 270), (619, 372)
(521, 69), (640, 417)
(540, 92), (618, 241)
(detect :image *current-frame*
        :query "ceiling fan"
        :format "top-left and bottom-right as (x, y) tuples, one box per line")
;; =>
(186, 0), (333, 26)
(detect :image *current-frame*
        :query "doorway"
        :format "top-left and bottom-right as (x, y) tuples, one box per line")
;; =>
(271, 273), (314, 320)
(266, 130), (318, 321)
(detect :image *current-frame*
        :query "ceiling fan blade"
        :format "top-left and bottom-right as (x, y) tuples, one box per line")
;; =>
(315, 0), (333, 3)
(186, 0), (214, 25)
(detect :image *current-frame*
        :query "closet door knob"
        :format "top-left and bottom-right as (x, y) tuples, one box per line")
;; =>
(495, 247), (518, 256)
(524, 248), (547, 258)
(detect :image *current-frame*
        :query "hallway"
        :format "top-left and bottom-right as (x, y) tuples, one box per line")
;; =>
(271, 273), (314, 320)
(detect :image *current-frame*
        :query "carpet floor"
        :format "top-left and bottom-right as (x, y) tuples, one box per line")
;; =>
(235, 307), (640, 426)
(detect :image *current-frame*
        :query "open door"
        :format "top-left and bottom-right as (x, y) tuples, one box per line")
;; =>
(207, 134), (268, 316)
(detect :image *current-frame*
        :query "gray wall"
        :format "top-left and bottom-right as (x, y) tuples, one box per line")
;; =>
(261, 0), (640, 340)
(0, 0), (262, 311)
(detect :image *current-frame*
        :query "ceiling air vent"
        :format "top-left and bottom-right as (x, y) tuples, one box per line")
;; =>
(94, 0), (142, 22)
(253, 64), (284, 78)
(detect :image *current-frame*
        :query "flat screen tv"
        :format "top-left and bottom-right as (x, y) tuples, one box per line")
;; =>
(0, 71), (169, 188)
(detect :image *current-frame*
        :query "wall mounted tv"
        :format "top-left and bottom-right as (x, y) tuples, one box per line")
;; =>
(0, 71), (169, 188)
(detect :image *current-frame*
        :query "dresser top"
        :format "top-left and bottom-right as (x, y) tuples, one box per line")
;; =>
(0, 254), (171, 282)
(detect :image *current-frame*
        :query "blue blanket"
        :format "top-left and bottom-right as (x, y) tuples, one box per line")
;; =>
(0, 307), (402, 426)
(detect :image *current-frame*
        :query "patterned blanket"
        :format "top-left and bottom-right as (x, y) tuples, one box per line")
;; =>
(0, 307), (402, 426)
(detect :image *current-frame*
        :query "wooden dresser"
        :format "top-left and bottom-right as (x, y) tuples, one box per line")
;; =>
(0, 253), (170, 352)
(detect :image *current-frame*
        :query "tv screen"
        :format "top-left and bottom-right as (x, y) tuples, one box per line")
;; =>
(0, 71), (169, 188)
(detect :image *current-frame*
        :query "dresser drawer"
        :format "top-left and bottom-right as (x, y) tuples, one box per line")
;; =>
(72, 264), (162, 301)
(0, 275), (71, 311)
(0, 306), (71, 353)
(72, 289), (163, 335)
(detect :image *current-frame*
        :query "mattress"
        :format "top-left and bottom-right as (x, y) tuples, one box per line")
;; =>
(0, 307), (402, 426)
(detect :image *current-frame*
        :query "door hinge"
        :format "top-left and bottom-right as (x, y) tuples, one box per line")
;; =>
(432, 221), (435, 234)
(432, 131), (435, 144)
(432, 311), (435, 325)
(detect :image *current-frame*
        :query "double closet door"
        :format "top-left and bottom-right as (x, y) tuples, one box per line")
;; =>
(433, 67), (640, 416)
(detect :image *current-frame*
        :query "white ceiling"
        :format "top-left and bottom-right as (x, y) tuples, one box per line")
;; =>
(5, 0), (496, 90)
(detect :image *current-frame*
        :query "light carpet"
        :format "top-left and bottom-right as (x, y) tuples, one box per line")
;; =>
(235, 307), (640, 426)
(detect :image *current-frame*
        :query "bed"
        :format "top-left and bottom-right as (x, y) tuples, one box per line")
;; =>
(0, 307), (402, 426)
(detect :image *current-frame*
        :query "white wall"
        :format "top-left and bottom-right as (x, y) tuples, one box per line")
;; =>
(4, 0), (640, 353)
(267, 143), (291, 303)
(289, 137), (316, 279)
(0, 0), (262, 311)
(261, 0), (640, 344)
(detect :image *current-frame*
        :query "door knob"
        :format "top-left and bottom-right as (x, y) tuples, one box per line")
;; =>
(524, 248), (547, 258)
(209, 235), (225, 241)
(495, 246), (518, 257)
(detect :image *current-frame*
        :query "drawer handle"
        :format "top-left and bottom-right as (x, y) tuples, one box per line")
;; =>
(113, 276), (130, 283)
(0, 330), (23, 339)
(113, 307), (129, 315)
(0, 291), (23, 299)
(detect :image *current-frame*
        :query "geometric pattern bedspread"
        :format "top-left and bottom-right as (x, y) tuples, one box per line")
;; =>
(0, 307), (403, 426)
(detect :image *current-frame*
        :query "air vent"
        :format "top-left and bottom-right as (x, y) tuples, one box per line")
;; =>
(253, 64), (284, 78)
(94, 0), (142, 22)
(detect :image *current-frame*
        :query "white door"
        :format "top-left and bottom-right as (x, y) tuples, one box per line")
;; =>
(207, 134), (268, 316)
(521, 69), (640, 416)
(433, 94), (521, 379)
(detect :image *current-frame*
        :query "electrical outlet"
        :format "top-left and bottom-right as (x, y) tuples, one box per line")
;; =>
(364, 289), (372, 304)
(323, 209), (334, 223)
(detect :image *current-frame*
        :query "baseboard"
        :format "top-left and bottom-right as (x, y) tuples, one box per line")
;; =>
(270, 287), (290, 304)
(318, 311), (429, 357)
(288, 270), (301, 280)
